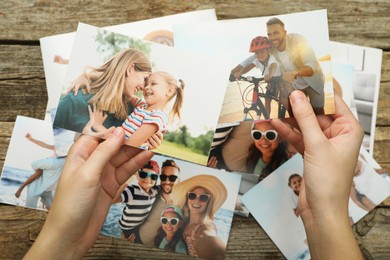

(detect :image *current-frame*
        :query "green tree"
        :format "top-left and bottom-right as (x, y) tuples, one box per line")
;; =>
(94, 30), (151, 62)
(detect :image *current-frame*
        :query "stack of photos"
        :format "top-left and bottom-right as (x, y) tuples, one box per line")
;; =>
(1, 7), (388, 260)
(0, 10), (243, 259)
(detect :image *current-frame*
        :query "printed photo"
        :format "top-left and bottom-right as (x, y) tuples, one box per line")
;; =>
(40, 9), (217, 123)
(51, 23), (231, 166)
(330, 41), (383, 155)
(207, 120), (297, 180)
(100, 153), (241, 259)
(241, 153), (390, 260)
(0, 116), (72, 211)
(174, 9), (335, 123)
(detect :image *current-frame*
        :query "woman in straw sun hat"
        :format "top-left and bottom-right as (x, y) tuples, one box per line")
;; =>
(172, 174), (227, 260)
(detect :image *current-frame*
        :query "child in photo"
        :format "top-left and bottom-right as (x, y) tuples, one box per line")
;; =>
(114, 160), (160, 241)
(85, 71), (184, 150)
(288, 173), (302, 217)
(154, 205), (187, 254)
(232, 36), (281, 116)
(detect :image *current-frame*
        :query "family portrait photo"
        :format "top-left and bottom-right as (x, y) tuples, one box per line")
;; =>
(174, 9), (335, 124)
(51, 23), (232, 165)
(99, 153), (241, 259)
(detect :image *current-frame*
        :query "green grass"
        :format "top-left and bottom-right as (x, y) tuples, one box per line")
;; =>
(154, 141), (208, 166)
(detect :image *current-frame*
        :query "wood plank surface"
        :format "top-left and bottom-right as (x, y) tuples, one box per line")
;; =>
(0, 1), (389, 259)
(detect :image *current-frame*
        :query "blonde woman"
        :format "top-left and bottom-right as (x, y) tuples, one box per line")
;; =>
(85, 71), (184, 150)
(172, 175), (227, 260)
(53, 48), (151, 134)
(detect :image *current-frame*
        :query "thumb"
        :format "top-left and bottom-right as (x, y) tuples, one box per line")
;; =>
(79, 127), (125, 180)
(289, 90), (325, 147)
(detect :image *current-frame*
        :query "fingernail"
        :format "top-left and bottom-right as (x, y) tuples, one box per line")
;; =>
(112, 127), (123, 138)
(290, 90), (305, 105)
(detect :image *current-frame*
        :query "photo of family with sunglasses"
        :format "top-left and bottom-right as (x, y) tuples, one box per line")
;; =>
(208, 120), (297, 182)
(100, 154), (240, 260)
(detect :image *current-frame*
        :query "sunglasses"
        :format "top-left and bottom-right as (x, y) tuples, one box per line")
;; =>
(161, 217), (180, 226)
(187, 192), (210, 202)
(159, 174), (178, 182)
(138, 170), (158, 181)
(251, 129), (278, 141)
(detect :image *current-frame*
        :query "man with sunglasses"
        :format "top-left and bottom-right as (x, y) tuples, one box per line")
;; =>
(115, 160), (160, 242)
(137, 159), (181, 246)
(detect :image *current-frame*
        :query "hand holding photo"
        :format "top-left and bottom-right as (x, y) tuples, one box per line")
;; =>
(99, 153), (240, 259)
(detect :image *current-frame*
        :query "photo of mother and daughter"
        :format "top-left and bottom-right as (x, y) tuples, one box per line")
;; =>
(54, 47), (184, 151)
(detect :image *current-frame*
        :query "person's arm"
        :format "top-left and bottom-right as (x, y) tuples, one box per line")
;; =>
(230, 64), (243, 76)
(66, 73), (96, 95)
(230, 55), (257, 76)
(124, 123), (159, 148)
(265, 62), (277, 82)
(235, 63), (256, 79)
(25, 127), (154, 259)
(15, 169), (43, 198)
(283, 66), (314, 82)
(271, 90), (364, 259)
(195, 225), (225, 260)
(25, 133), (55, 151)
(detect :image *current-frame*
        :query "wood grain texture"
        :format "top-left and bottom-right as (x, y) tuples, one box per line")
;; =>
(0, 1), (389, 259)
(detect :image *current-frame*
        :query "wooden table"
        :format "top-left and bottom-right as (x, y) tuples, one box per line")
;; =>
(0, 1), (389, 259)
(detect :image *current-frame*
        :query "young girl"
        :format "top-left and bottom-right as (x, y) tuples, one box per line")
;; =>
(85, 71), (184, 150)
(246, 120), (289, 181)
(288, 173), (302, 217)
(154, 205), (187, 254)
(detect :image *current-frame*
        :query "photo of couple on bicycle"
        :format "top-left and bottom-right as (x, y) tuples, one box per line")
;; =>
(212, 10), (335, 124)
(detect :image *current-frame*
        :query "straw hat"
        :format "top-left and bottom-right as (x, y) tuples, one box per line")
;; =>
(172, 174), (227, 219)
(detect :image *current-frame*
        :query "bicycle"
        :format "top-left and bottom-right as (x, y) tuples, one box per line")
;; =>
(229, 74), (293, 120)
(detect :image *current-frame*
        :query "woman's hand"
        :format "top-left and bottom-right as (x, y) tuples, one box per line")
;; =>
(25, 128), (154, 259)
(271, 90), (364, 259)
(67, 73), (91, 95)
(82, 105), (113, 139)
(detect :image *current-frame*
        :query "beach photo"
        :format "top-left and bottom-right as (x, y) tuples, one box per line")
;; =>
(51, 23), (231, 166)
(0, 116), (72, 211)
(99, 153), (241, 258)
(174, 9), (335, 124)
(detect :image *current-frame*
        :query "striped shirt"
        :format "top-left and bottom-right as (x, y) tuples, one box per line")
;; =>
(122, 98), (168, 150)
(119, 184), (160, 231)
